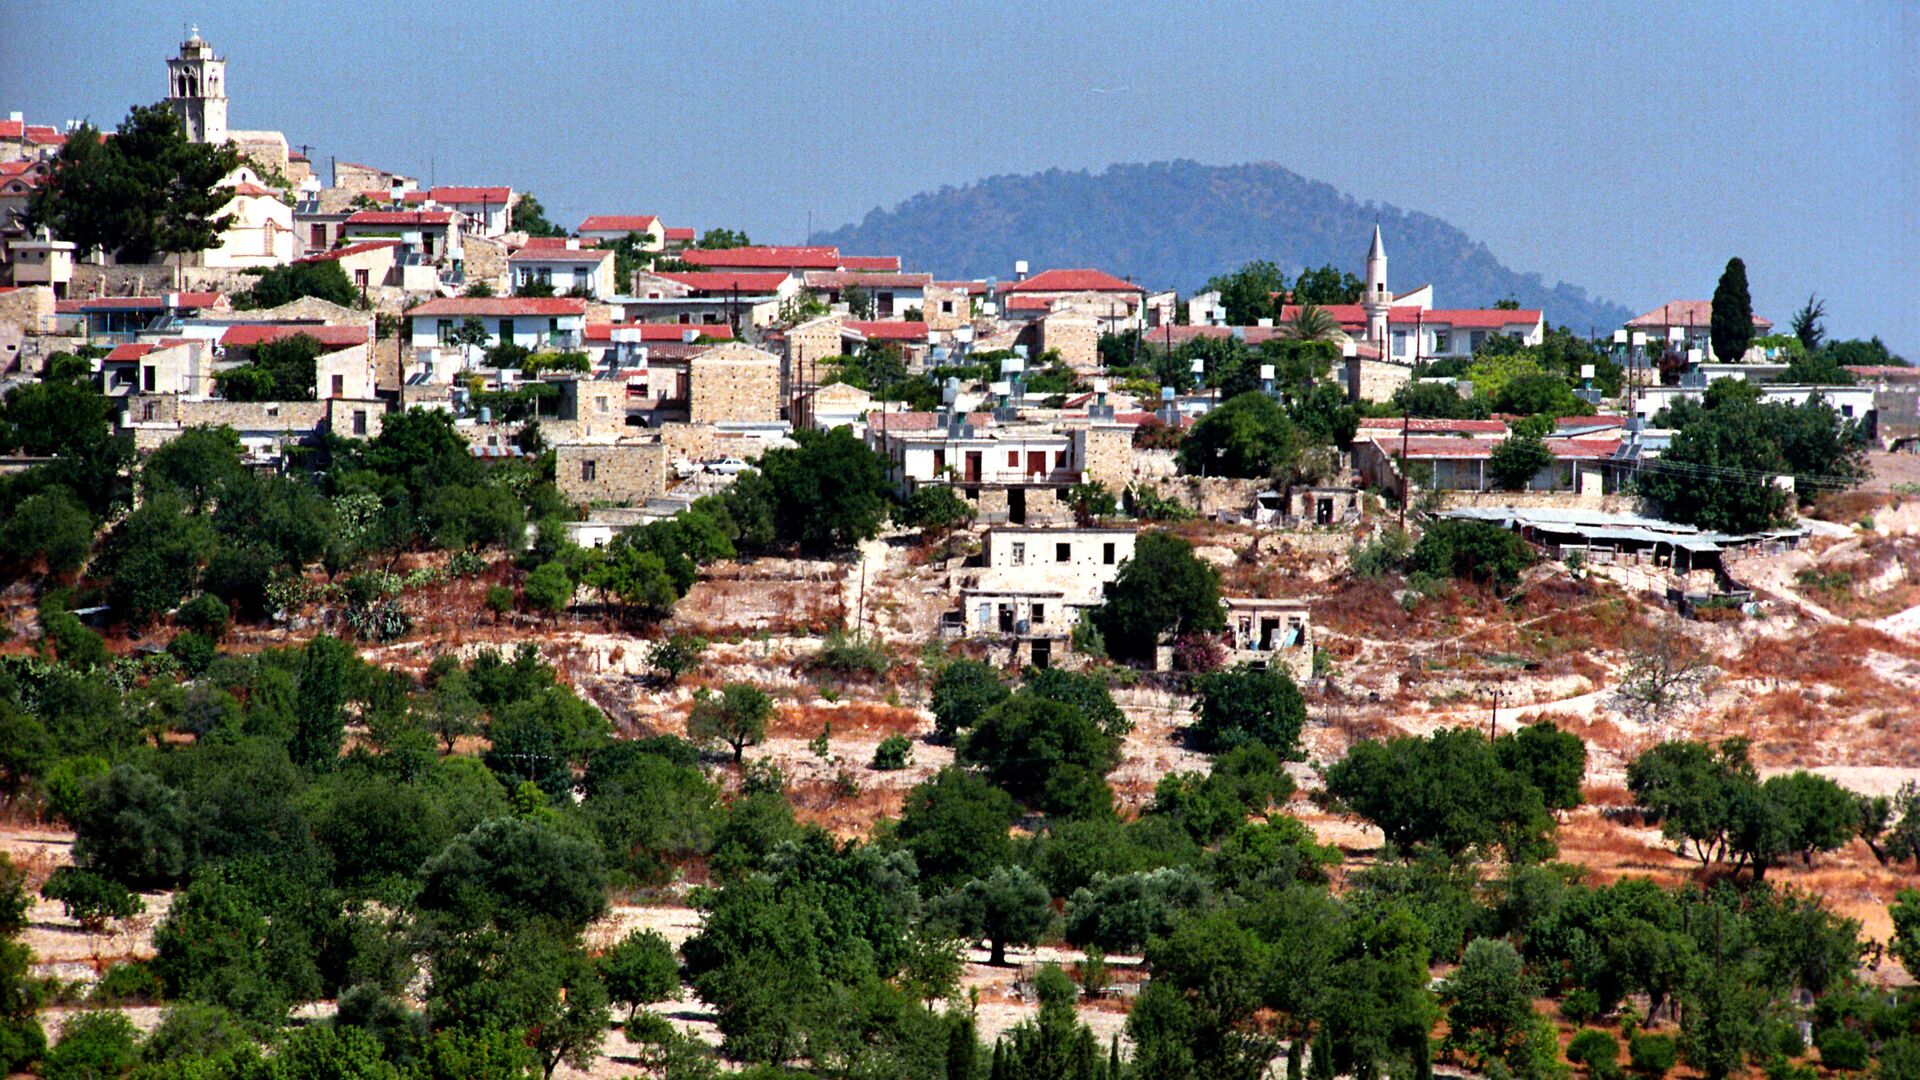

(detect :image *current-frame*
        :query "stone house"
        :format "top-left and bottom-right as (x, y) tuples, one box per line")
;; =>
(688, 342), (781, 423)
(943, 525), (1141, 668)
(801, 272), (931, 319)
(403, 296), (588, 355)
(554, 439), (669, 506)
(1219, 598), (1313, 681)
(197, 167), (294, 268)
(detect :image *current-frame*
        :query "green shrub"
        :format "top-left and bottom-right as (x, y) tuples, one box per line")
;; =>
(1814, 1027), (1868, 1072)
(88, 961), (163, 1006)
(1350, 530), (1412, 579)
(871, 735), (913, 771)
(807, 628), (890, 678)
(1567, 1029), (1620, 1075)
(1628, 1034), (1676, 1077)
(167, 631), (216, 675)
(41, 867), (144, 932)
(174, 594), (229, 638)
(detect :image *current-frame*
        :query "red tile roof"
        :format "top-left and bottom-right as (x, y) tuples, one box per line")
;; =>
(406, 297), (588, 317)
(663, 227), (696, 242)
(1357, 417), (1511, 435)
(1388, 308), (1542, 329)
(680, 246), (841, 270)
(1005, 296), (1057, 312)
(934, 280), (989, 295)
(0, 120), (20, 139)
(803, 271), (932, 289)
(104, 343), (157, 362)
(1626, 300), (1772, 330)
(651, 271), (789, 294)
(428, 186), (512, 204)
(840, 255), (901, 272)
(578, 215), (660, 233)
(583, 322), (736, 343)
(1002, 268), (1143, 294)
(844, 320), (930, 342)
(220, 324), (369, 349)
(295, 239), (402, 264)
(507, 247), (612, 263)
(346, 210), (455, 226)
(519, 236), (600, 250)
(222, 182), (281, 198)
(23, 127), (63, 146)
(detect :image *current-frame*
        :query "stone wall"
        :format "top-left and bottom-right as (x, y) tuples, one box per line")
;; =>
(783, 316), (845, 402)
(555, 441), (668, 506)
(68, 263), (257, 301)
(1129, 474), (1267, 518)
(1076, 426), (1133, 491)
(922, 286), (969, 332)
(0, 286), (55, 334)
(657, 422), (719, 462)
(335, 163), (412, 193)
(462, 234), (509, 289)
(1038, 312), (1100, 372)
(1344, 357), (1413, 403)
(689, 342), (781, 423)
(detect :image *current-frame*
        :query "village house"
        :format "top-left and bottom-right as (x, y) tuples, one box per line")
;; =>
(508, 244), (617, 300)
(0, 160), (53, 278)
(0, 114), (67, 163)
(196, 166), (294, 268)
(56, 292), (228, 343)
(219, 323), (376, 401)
(1624, 301), (1775, 363)
(6, 228), (74, 296)
(291, 239), (438, 294)
(400, 186), (514, 237)
(868, 411), (1133, 525)
(403, 296), (588, 360)
(1000, 268), (1147, 327)
(626, 270), (794, 329)
(554, 438), (670, 507)
(342, 210), (464, 265)
(1219, 597), (1314, 680)
(802, 271), (931, 319)
(577, 215), (664, 249)
(687, 341), (783, 424)
(944, 524), (1142, 668)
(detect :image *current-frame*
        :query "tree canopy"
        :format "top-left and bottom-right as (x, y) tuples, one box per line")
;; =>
(27, 104), (240, 263)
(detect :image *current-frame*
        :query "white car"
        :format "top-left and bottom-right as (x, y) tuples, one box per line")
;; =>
(705, 457), (751, 475)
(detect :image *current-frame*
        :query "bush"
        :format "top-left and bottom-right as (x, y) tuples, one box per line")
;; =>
(43, 1010), (139, 1080)
(807, 628), (890, 678)
(1629, 1033), (1676, 1077)
(41, 867), (144, 932)
(1567, 1029), (1620, 1074)
(1350, 530), (1411, 578)
(1410, 519), (1535, 590)
(88, 961), (163, 1006)
(1813, 1027), (1868, 1072)
(870, 735), (913, 771)
(167, 630), (216, 675)
(174, 594), (229, 639)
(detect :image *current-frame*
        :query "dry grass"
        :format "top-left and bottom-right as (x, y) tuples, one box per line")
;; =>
(771, 700), (923, 739)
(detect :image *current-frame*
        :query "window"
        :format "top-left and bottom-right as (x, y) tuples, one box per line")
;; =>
(596, 395), (609, 413)
(932, 449), (946, 473)
(352, 409), (368, 435)
(354, 269), (369, 289)
(1842, 404), (1854, 418)
(330, 374), (344, 397)
(141, 401), (155, 421)
(1393, 330), (1408, 357)
(581, 460), (597, 481)
(1010, 542), (1025, 566)
(498, 319), (513, 341)
(941, 300), (955, 315)
(1031, 603), (1045, 625)
(142, 366), (155, 392)
(437, 319), (453, 344)
(1433, 329), (1452, 354)
(1007, 450), (1019, 467)
(1103, 542), (1116, 565)
(1470, 330), (1486, 352)
(1055, 542), (1071, 562)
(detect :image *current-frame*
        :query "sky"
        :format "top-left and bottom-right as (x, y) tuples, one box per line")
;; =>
(2, 0), (1914, 353)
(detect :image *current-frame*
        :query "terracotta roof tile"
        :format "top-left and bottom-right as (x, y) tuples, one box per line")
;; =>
(1003, 268), (1143, 294)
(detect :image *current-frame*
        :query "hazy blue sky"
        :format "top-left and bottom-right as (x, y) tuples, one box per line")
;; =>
(2, 1), (1913, 352)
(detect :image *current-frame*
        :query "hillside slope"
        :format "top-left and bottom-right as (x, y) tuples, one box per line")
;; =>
(817, 160), (1633, 331)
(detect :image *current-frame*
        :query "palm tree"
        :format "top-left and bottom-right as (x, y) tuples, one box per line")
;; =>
(1282, 302), (1338, 342)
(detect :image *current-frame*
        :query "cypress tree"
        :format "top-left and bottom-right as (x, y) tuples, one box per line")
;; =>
(989, 1039), (1007, 1080)
(1710, 257), (1755, 362)
(1108, 1035), (1123, 1080)
(946, 1012), (978, 1080)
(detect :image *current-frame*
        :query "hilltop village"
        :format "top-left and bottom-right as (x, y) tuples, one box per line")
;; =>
(0, 29), (1916, 1080)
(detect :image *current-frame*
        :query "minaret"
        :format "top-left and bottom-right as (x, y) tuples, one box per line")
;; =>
(1362, 224), (1390, 345)
(165, 26), (228, 144)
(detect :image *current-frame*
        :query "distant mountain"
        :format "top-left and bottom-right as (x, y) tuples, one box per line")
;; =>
(816, 160), (1634, 332)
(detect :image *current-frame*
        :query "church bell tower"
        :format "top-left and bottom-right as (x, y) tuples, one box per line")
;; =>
(166, 26), (228, 145)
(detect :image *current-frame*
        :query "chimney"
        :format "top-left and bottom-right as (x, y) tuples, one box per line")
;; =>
(565, 238), (578, 250)
(6, 112), (20, 123)
(1014, 260), (1028, 282)
(681, 329), (697, 344)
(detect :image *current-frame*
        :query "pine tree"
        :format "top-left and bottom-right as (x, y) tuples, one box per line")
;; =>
(1709, 257), (1755, 362)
